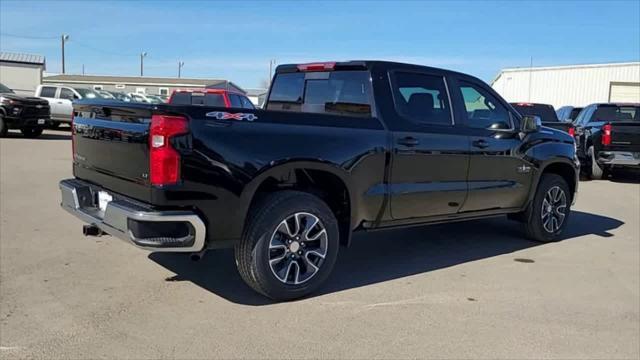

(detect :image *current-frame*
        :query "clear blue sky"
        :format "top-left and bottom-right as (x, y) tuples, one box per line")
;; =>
(1, 0), (638, 88)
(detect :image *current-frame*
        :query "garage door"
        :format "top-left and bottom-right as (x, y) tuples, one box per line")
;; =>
(609, 82), (640, 103)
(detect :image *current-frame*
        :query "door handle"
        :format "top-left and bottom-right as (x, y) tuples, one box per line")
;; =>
(472, 139), (489, 149)
(397, 137), (420, 147)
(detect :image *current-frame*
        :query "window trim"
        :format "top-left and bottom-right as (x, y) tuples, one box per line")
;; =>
(457, 78), (515, 131)
(389, 69), (455, 127)
(158, 87), (169, 96)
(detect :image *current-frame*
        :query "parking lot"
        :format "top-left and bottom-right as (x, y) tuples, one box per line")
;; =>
(0, 130), (638, 359)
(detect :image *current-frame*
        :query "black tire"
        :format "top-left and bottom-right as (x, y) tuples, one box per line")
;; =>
(588, 146), (604, 180)
(235, 191), (340, 301)
(49, 121), (60, 129)
(21, 128), (43, 138)
(524, 174), (571, 242)
(0, 114), (7, 137)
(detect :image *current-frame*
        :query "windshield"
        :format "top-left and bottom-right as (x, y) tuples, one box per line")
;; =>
(511, 103), (559, 122)
(74, 88), (101, 99)
(592, 105), (640, 122)
(0, 83), (14, 94)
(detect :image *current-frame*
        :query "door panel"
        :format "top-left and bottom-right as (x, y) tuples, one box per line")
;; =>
(451, 77), (533, 212)
(391, 130), (469, 218)
(463, 134), (532, 212)
(386, 71), (469, 220)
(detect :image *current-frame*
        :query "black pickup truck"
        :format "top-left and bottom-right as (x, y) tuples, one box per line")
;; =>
(510, 102), (575, 137)
(0, 83), (51, 137)
(572, 103), (640, 179)
(59, 61), (578, 300)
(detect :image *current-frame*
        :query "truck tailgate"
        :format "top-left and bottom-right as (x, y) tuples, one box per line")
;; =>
(610, 122), (640, 152)
(73, 102), (154, 202)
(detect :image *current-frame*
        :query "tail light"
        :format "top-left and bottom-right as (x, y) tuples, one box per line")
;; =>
(567, 126), (575, 137)
(149, 114), (189, 186)
(297, 62), (336, 72)
(601, 124), (612, 146)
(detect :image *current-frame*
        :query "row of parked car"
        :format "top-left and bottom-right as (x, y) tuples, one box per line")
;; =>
(510, 101), (639, 179)
(0, 82), (254, 138)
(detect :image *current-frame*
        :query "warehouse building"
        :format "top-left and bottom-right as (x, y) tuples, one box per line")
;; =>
(0, 51), (46, 96)
(42, 74), (246, 96)
(492, 62), (640, 108)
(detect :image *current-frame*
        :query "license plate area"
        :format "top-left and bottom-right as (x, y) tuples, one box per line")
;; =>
(97, 191), (113, 212)
(37, 119), (46, 125)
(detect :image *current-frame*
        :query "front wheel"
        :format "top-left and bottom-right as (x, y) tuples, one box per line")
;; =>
(235, 191), (340, 301)
(524, 174), (571, 242)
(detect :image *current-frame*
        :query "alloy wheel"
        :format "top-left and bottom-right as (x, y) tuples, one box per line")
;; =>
(268, 212), (328, 285)
(541, 186), (567, 233)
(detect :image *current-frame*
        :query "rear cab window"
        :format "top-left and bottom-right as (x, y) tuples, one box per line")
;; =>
(267, 70), (373, 118)
(171, 92), (225, 107)
(511, 103), (559, 122)
(592, 105), (640, 122)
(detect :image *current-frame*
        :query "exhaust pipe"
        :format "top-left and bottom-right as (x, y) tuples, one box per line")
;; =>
(83, 225), (104, 237)
(190, 249), (207, 261)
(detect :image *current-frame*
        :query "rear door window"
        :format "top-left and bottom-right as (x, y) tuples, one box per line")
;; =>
(204, 94), (225, 107)
(59, 88), (76, 100)
(267, 71), (372, 118)
(391, 72), (452, 126)
(240, 96), (255, 109)
(228, 94), (243, 108)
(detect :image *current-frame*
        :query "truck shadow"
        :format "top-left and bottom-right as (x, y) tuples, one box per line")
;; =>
(149, 210), (623, 306)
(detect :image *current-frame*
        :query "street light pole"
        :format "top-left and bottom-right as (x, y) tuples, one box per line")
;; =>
(61, 34), (69, 74)
(140, 51), (147, 76)
(178, 61), (184, 78)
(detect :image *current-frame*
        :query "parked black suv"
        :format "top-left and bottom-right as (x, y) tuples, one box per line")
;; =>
(59, 61), (579, 300)
(0, 83), (51, 138)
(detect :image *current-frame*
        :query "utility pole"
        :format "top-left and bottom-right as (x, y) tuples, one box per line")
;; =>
(61, 34), (69, 74)
(82, 64), (85, 75)
(178, 61), (184, 78)
(140, 51), (147, 76)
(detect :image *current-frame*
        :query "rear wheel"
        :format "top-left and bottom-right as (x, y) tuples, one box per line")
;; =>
(21, 128), (43, 138)
(0, 114), (7, 137)
(235, 191), (340, 301)
(524, 174), (571, 242)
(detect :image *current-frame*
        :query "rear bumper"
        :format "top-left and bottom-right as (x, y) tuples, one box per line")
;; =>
(59, 178), (206, 252)
(597, 151), (640, 167)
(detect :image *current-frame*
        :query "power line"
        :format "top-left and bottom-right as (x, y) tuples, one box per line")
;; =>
(0, 32), (59, 40)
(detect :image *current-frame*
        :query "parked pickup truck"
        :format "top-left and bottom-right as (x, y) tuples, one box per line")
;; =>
(168, 88), (255, 109)
(35, 85), (102, 128)
(511, 102), (575, 137)
(59, 61), (579, 300)
(572, 103), (640, 179)
(0, 83), (51, 137)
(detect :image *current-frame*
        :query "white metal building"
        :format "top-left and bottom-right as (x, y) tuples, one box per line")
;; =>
(492, 62), (640, 108)
(0, 52), (46, 96)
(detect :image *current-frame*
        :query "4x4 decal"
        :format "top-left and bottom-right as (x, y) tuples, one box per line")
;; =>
(206, 111), (257, 122)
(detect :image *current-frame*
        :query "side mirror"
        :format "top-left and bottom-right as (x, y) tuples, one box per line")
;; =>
(520, 115), (541, 133)
(486, 121), (513, 132)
